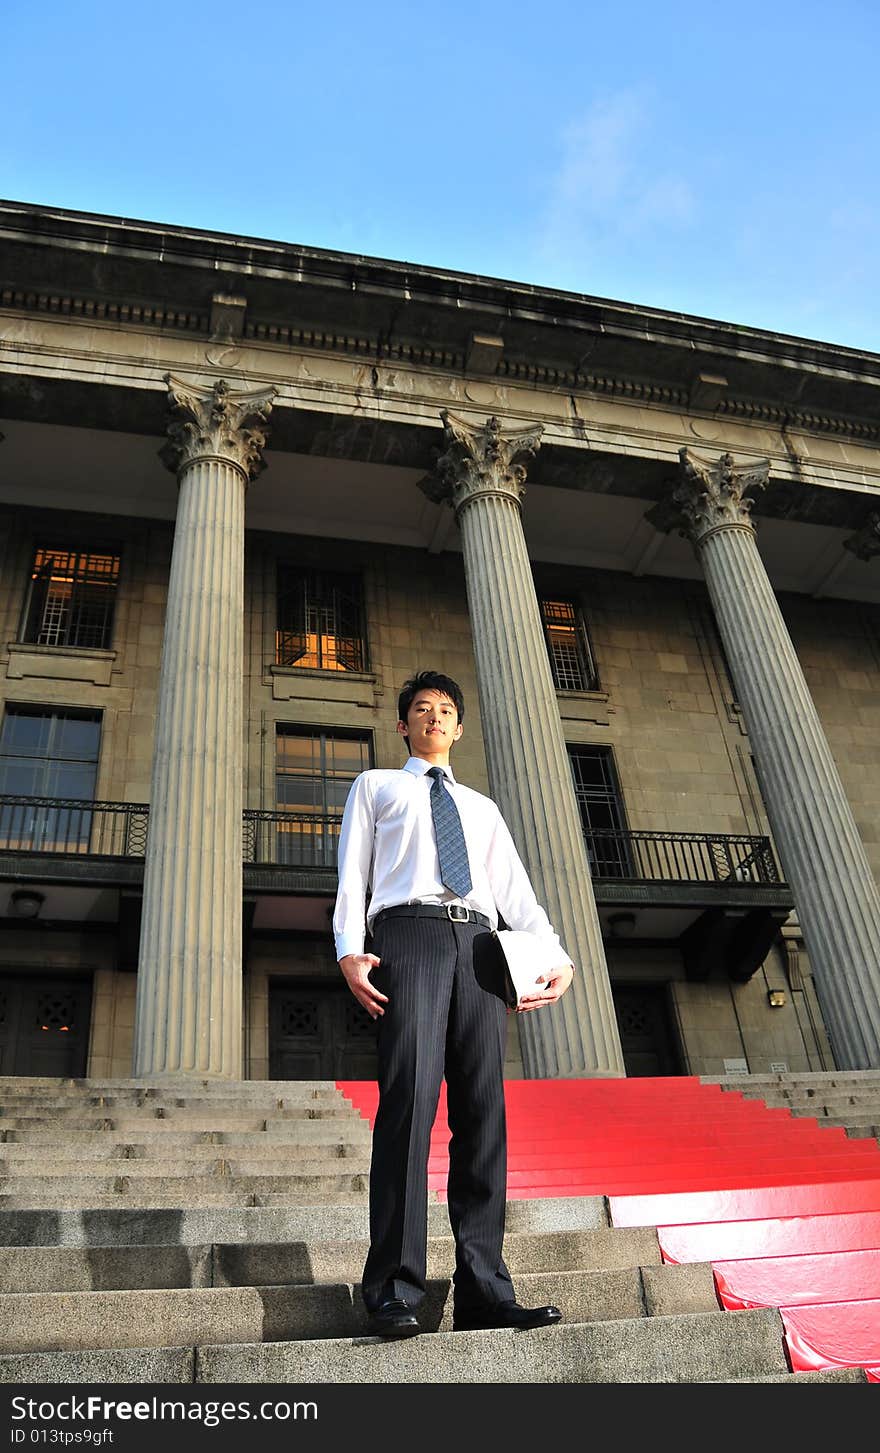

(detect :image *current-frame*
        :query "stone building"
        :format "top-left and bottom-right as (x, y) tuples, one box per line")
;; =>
(1, 200), (879, 1084)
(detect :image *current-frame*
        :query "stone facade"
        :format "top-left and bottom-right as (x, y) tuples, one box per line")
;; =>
(4, 501), (870, 1077)
(1, 201), (879, 1080)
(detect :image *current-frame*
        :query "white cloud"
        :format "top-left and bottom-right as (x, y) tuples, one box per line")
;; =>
(536, 90), (697, 273)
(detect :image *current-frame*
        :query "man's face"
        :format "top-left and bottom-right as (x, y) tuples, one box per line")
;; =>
(397, 690), (463, 756)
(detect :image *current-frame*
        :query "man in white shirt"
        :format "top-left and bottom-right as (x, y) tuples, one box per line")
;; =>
(334, 670), (575, 1339)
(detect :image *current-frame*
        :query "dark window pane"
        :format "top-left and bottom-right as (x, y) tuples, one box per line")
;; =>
(48, 765), (98, 800)
(568, 753), (607, 790)
(567, 744), (628, 877)
(277, 779), (323, 812)
(0, 709), (52, 757)
(52, 715), (101, 763)
(567, 746), (625, 826)
(0, 707), (101, 808)
(583, 801), (617, 832)
(0, 763), (41, 797)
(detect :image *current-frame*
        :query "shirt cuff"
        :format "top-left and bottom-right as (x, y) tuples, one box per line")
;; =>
(335, 933), (365, 962)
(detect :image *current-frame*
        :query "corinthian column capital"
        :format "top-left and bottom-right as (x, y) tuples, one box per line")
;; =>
(843, 511), (880, 562)
(159, 374), (277, 482)
(648, 446), (771, 546)
(427, 411), (543, 513)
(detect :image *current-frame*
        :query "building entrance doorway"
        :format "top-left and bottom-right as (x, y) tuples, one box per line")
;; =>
(0, 974), (92, 1076)
(269, 980), (378, 1080)
(269, 981), (683, 1082)
(613, 984), (683, 1077)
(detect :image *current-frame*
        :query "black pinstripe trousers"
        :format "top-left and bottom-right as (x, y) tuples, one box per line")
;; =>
(361, 912), (515, 1313)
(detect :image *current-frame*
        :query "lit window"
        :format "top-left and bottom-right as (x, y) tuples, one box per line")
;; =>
(539, 597), (598, 691)
(276, 568), (367, 673)
(22, 547), (120, 651)
(273, 726), (372, 867)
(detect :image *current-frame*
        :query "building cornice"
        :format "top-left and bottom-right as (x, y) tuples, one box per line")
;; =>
(3, 199), (880, 445)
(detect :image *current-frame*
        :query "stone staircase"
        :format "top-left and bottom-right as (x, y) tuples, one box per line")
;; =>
(0, 1076), (869, 1384)
(705, 1070), (880, 1143)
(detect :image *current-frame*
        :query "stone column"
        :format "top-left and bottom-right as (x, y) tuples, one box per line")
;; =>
(649, 446), (880, 1069)
(133, 375), (275, 1077)
(429, 412), (624, 1077)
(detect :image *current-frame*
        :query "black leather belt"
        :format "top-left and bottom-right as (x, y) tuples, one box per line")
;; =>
(372, 904), (492, 930)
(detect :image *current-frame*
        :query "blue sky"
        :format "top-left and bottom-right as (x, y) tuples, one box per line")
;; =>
(4, 0), (879, 352)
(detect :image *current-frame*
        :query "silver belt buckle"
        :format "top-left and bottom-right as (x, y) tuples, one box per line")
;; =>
(447, 903), (469, 923)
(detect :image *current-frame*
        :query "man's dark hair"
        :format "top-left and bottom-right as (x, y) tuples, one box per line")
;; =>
(398, 671), (465, 738)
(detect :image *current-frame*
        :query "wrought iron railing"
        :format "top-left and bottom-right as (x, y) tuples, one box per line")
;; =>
(583, 828), (780, 884)
(0, 797), (782, 887)
(242, 809), (341, 869)
(0, 796), (149, 857)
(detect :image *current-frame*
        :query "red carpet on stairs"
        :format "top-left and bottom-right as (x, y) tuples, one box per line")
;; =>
(337, 1076), (880, 1380)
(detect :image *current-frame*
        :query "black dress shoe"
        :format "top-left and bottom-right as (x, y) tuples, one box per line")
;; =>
(366, 1298), (421, 1338)
(453, 1301), (563, 1332)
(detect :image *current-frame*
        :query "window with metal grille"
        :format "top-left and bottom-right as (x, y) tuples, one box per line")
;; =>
(539, 597), (598, 691)
(22, 547), (120, 650)
(276, 567), (367, 672)
(274, 726), (372, 867)
(566, 744), (630, 877)
(0, 705), (102, 852)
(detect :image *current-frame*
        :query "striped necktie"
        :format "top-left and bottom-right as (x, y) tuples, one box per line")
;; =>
(427, 767), (473, 898)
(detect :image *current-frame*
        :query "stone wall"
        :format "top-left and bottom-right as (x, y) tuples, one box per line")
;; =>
(0, 504), (875, 1078)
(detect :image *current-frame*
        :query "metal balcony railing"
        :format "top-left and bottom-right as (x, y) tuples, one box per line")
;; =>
(0, 797), (782, 888)
(0, 795), (149, 857)
(242, 809), (341, 869)
(583, 828), (781, 885)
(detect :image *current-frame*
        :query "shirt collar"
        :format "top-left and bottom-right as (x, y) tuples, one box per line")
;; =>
(404, 756), (456, 783)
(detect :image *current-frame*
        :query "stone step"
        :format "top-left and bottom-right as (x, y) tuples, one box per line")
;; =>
(0, 1153), (373, 1177)
(800, 1112), (880, 1127)
(0, 1171), (370, 1197)
(0, 1110), (358, 1128)
(0, 1078), (342, 1095)
(195, 1307), (791, 1384)
(0, 1346), (194, 1383)
(720, 1368), (869, 1383)
(734, 1092), (880, 1110)
(0, 1133), (371, 1158)
(0, 1307), (789, 1384)
(0, 1092), (357, 1115)
(0, 1074), (867, 1387)
(705, 1072), (880, 1088)
(0, 1196), (609, 1246)
(0, 1226), (663, 1292)
(0, 1124), (371, 1146)
(0, 1090), (345, 1108)
(0, 1260), (719, 1353)
(0, 1190), (372, 1211)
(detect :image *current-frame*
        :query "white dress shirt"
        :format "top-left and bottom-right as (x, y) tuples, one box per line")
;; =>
(333, 756), (569, 963)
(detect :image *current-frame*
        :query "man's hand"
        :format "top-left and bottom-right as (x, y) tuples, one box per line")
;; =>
(338, 952), (389, 1019)
(515, 962), (575, 1014)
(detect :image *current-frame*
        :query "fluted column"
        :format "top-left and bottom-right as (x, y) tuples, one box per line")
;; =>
(651, 446), (880, 1069)
(133, 376), (275, 1077)
(430, 412), (624, 1077)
